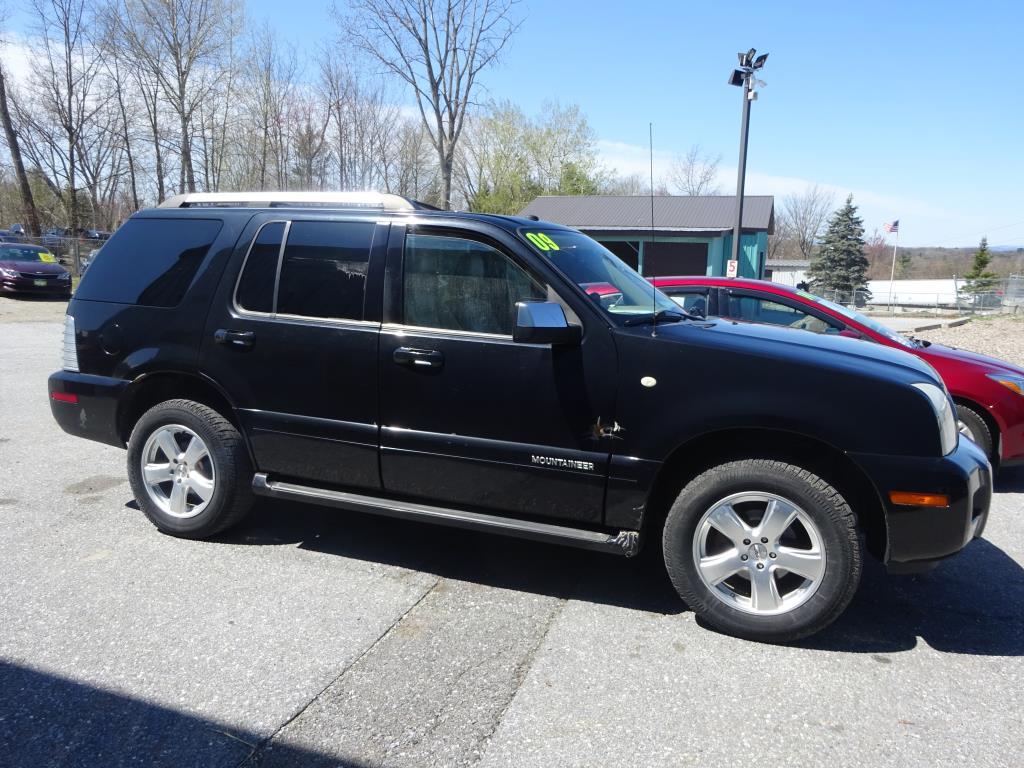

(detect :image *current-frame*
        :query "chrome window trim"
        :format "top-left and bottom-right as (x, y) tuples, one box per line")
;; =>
(381, 322), (553, 349)
(382, 321), (512, 341)
(271, 220), (291, 314)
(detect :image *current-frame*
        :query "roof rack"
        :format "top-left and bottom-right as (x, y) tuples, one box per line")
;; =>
(157, 191), (423, 211)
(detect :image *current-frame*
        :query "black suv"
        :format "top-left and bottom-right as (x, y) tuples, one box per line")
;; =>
(49, 192), (991, 642)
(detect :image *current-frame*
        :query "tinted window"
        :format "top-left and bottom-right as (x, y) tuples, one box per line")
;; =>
(236, 222), (284, 313)
(75, 218), (222, 307)
(276, 221), (374, 320)
(726, 295), (833, 334)
(404, 234), (546, 334)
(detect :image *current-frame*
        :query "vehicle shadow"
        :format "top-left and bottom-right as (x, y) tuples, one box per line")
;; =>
(219, 498), (684, 615)
(995, 465), (1024, 493)
(801, 538), (1024, 656)
(0, 660), (374, 768)
(213, 497), (1024, 656)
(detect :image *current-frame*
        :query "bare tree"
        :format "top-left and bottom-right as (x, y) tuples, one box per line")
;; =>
(779, 184), (835, 260)
(667, 144), (721, 196)
(0, 64), (41, 235)
(342, 0), (519, 209)
(109, 0), (241, 193)
(21, 0), (104, 234)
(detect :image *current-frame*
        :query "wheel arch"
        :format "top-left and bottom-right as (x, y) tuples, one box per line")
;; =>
(117, 371), (243, 449)
(641, 427), (889, 561)
(951, 395), (1000, 461)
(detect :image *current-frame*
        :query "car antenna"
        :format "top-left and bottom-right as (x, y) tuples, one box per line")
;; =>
(649, 122), (657, 337)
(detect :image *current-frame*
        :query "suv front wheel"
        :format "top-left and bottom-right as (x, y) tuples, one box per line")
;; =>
(127, 399), (253, 539)
(663, 459), (861, 643)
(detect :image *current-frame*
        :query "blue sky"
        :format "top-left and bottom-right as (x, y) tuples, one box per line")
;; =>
(9, 0), (1021, 247)
(247, 0), (1023, 248)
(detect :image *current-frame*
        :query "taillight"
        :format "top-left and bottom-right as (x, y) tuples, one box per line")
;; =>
(62, 315), (79, 372)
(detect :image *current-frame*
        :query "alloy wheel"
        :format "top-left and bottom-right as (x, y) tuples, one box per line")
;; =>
(691, 491), (826, 616)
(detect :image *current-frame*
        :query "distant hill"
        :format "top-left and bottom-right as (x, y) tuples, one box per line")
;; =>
(865, 245), (1024, 280)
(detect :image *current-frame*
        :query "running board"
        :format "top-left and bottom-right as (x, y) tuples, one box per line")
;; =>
(252, 473), (640, 557)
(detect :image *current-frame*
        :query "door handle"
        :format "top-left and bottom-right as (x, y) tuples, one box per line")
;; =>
(393, 346), (444, 369)
(214, 328), (255, 348)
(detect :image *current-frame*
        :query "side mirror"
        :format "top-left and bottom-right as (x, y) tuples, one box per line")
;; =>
(513, 301), (582, 346)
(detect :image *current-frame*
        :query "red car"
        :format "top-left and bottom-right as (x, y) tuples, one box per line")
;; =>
(652, 276), (1024, 468)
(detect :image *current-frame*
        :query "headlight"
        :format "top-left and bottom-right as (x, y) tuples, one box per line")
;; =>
(912, 382), (958, 456)
(988, 373), (1024, 397)
(0, 267), (16, 278)
(58, 272), (71, 280)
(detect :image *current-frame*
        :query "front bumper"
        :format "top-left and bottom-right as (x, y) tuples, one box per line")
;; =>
(48, 370), (129, 448)
(852, 438), (992, 573)
(2, 276), (71, 296)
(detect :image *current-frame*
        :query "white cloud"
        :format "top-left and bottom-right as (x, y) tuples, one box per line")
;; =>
(596, 137), (1005, 247)
(1, 38), (35, 86)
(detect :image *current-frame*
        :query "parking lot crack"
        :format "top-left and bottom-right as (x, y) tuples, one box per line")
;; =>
(469, 597), (567, 765)
(237, 576), (442, 767)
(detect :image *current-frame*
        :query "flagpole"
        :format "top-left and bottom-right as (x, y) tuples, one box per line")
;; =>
(887, 226), (899, 313)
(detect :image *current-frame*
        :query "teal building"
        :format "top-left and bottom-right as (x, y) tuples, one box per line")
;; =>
(519, 195), (775, 279)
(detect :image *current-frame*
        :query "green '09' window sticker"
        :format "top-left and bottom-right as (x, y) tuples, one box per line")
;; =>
(525, 232), (559, 251)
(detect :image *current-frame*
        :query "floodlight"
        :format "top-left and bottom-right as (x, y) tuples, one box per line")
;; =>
(729, 69), (745, 87)
(753, 53), (769, 69)
(745, 48), (756, 66)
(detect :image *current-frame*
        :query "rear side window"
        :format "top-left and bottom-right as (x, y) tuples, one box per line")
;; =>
(236, 222), (284, 313)
(75, 218), (222, 307)
(276, 221), (374, 320)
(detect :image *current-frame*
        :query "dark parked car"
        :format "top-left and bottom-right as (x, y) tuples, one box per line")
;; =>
(653, 276), (1024, 469)
(0, 243), (72, 298)
(48, 192), (991, 643)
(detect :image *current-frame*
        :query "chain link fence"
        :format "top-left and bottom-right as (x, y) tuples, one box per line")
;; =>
(830, 276), (1024, 317)
(1, 233), (107, 277)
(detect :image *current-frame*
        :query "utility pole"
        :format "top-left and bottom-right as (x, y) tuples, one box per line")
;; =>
(728, 49), (768, 267)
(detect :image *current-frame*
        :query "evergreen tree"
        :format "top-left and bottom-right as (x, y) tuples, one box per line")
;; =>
(961, 237), (1000, 296)
(807, 194), (870, 303)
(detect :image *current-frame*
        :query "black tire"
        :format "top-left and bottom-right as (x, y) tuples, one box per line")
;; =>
(956, 403), (994, 460)
(662, 459), (861, 643)
(127, 399), (253, 539)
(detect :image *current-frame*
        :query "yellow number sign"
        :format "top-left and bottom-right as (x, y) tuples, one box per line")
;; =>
(525, 232), (560, 251)
(39, 252), (56, 263)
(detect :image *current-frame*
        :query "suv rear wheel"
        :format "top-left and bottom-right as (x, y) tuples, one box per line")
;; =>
(127, 399), (253, 538)
(663, 459), (861, 643)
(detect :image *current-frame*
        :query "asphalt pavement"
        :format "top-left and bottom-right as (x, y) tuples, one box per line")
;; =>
(1, 316), (1022, 767)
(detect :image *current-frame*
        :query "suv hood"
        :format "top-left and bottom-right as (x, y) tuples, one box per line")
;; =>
(0, 259), (66, 275)
(919, 341), (1024, 377)
(652, 316), (944, 385)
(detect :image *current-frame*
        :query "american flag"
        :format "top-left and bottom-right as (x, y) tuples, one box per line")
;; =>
(883, 220), (899, 233)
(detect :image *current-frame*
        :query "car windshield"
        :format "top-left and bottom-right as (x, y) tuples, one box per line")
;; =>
(518, 228), (679, 320)
(0, 247), (53, 263)
(797, 290), (915, 348)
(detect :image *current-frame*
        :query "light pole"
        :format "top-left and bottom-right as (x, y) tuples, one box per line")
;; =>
(729, 49), (768, 269)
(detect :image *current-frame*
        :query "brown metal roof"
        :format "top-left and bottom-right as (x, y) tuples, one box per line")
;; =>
(519, 195), (774, 234)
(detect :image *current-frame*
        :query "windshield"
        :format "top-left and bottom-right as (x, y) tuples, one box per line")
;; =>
(519, 228), (679, 320)
(0, 246), (55, 263)
(797, 290), (915, 348)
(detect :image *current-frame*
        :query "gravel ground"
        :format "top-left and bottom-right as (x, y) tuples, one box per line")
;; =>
(2, 319), (1023, 768)
(919, 316), (1024, 368)
(0, 295), (68, 323)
